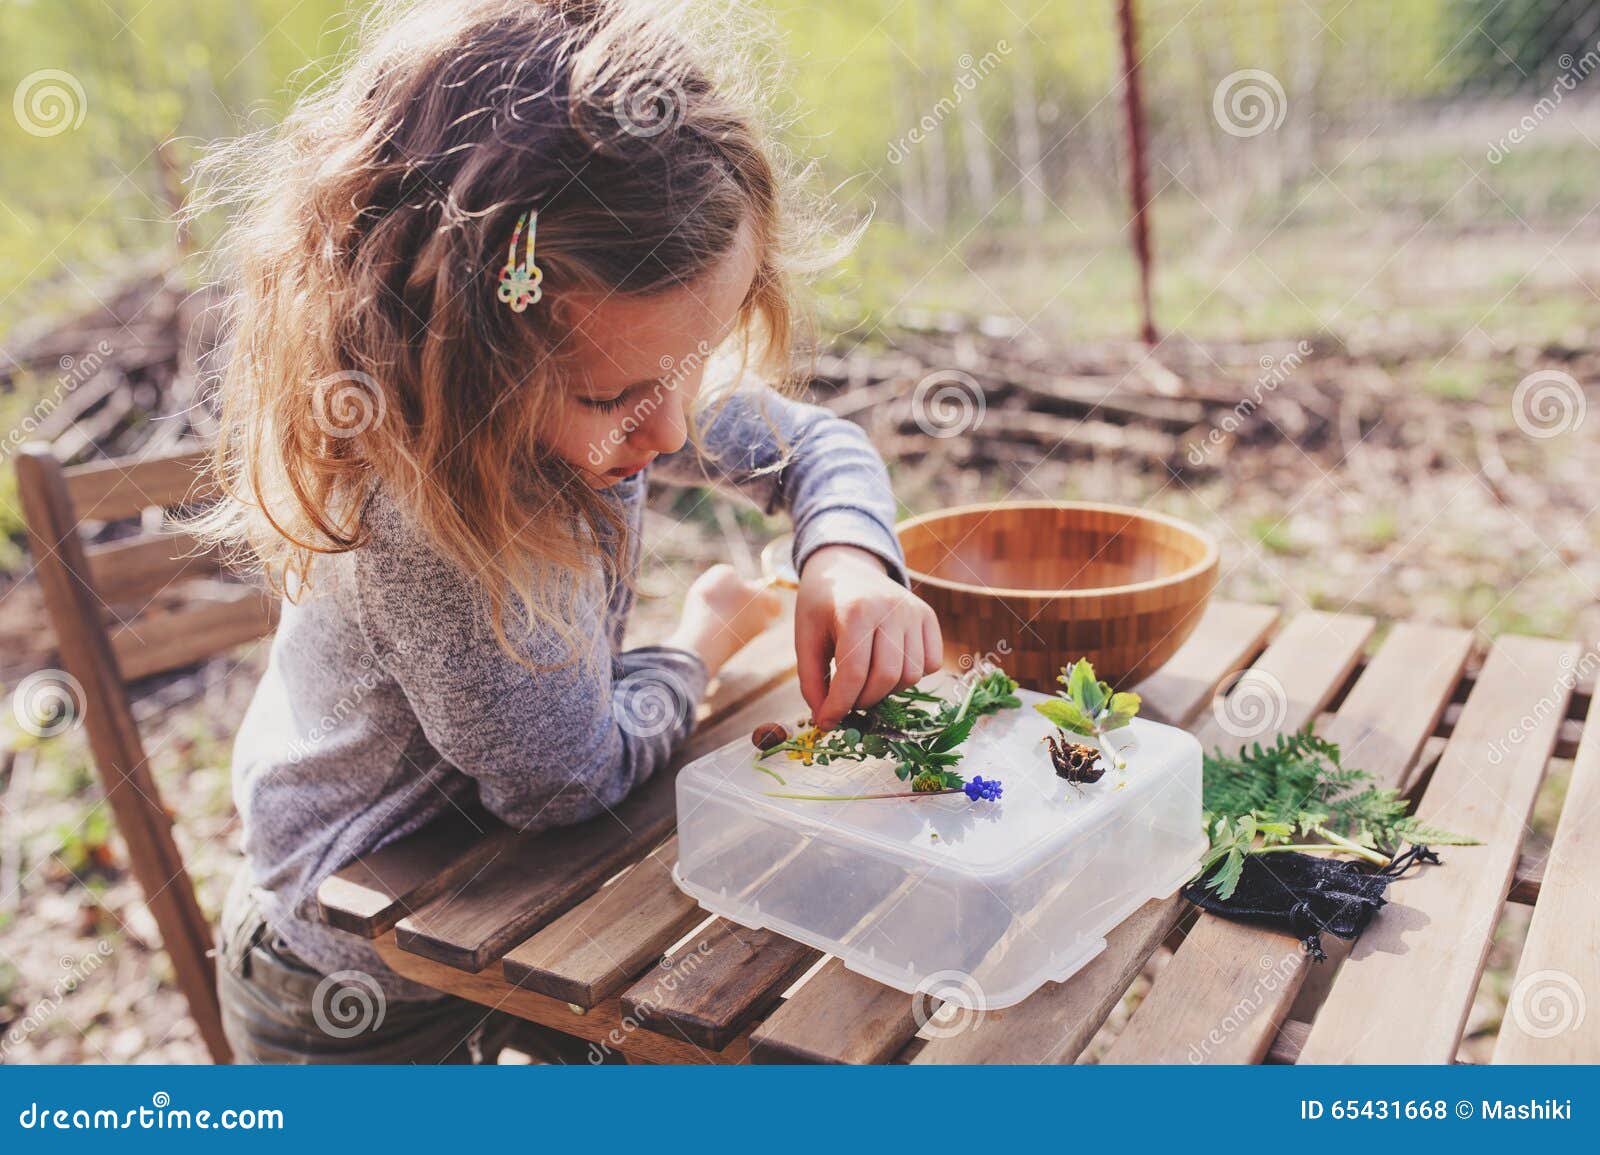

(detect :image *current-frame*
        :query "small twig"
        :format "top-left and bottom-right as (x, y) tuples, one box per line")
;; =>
(763, 788), (963, 801)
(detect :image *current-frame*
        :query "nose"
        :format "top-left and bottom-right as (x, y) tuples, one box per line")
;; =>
(629, 385), (690, 456)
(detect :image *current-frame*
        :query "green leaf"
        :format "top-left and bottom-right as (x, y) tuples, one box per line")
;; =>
(1034, 698), (1095, 734)
(1066, 659), (1105, 715)
(1107, 687), (1145, 716)
(1210, 847), (1245, 900)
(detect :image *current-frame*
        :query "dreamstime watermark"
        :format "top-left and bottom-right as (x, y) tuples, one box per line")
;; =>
(584, 340), (715, 468)
(1510, 368), (1585, 439)
(1212, 69), (1287, 138)
(1486, 645), (1598, 766)
(587, 938), (715, 1062)
(1211, 668), (1289, 740)
(613, 666), (695, 739)
(1187, 950), (1300, 1063)
(886, 41), (1011, 165)
(2, 942), (113, 1056)
(1508, 968), (1587, 1039)
(613, 68), (684, 138)
(3, 341), (114, 463)
(284, 652), (387, 764)
(17, 1092), (283, 1131)
(310, 969), (386, 1039)
(11, 669), (87, 739)
(1186, 340), (1313, 466)
(1487, 39), (1600, 163)
(909, 368), (985, 438)
(954, 640), (1013, 682)
(912, 969), (987, 1039)
(13, 69), (86, 137)
(311, 370), (385, 439)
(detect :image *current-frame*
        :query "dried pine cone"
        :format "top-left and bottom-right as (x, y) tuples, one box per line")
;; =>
(1044, 733), (1106, 784)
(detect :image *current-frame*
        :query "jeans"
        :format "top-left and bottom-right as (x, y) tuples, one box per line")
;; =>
(216, 867), (607, 1064)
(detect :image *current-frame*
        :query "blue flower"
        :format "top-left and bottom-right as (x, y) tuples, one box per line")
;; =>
(963, 775), (1003, 802)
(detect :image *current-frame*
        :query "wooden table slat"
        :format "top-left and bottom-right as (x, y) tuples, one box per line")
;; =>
(316, 804), (511, 937)
(1297, 634), (1577, 1064)
(1133, 601), (1283, 727)
(749, 958), (923, 1064)
(619, 918), (820, 1051)
(501, 836), (704, 1007)
(1492, 684), (1600, 1062)
(371, 931), (747, 1064)
(1507, 850), (1544, 905)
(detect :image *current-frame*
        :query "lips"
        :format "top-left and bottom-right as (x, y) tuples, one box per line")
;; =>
(607, 457), (654, 479)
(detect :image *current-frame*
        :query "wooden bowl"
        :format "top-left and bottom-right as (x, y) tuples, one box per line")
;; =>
(897, 501), (1219, 692)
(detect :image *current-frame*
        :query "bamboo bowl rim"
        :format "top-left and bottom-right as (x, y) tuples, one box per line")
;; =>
(896, 500), (1219, 600)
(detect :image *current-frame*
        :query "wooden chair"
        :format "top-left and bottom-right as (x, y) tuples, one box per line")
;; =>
(13, 442), (280, 1063)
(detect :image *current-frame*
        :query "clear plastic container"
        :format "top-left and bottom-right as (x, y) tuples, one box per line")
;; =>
(672, 684), (1208, 1009)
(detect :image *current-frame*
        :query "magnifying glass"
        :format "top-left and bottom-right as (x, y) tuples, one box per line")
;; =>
(758, 533), (799, 591)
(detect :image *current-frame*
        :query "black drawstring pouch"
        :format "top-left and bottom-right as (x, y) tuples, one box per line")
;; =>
(1180, 845), (1440, 960)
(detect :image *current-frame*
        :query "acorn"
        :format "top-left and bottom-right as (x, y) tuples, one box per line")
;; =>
(752, 722), (790, 752)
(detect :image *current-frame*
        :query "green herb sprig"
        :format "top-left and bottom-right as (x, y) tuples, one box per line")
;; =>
(1033, 658), (1142, 768)
(1197, 727), (1479, 899)
(758, 667), (1021, 794)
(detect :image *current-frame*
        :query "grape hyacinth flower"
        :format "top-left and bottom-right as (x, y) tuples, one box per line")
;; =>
(963, 775), (1003, 802)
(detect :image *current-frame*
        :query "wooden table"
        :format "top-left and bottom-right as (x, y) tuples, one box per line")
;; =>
(313, 602), (1597, 1064)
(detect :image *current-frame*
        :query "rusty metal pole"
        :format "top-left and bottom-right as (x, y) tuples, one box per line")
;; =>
(1117, 0), (1158, 345)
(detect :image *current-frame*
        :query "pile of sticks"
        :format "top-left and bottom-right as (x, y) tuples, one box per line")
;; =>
(0, 264), (219, 467)
(808, 310), (1342, 474)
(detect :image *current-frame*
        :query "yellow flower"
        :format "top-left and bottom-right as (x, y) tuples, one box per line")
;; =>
(786, 726), (821, 764)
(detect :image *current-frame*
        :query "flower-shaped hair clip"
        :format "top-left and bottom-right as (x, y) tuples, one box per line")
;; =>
(496, 210), (544, 312)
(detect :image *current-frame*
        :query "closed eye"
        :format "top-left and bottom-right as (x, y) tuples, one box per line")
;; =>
(581, 394), (628, 413)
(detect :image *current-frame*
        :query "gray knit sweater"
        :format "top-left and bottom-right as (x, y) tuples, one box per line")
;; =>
(232, 386), (909, 999)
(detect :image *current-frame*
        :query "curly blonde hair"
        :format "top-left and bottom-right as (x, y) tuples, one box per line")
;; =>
(189, 0), (853, 668)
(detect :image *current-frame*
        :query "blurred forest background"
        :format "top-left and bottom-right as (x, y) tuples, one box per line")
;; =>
(1, 0), (1597, 1062)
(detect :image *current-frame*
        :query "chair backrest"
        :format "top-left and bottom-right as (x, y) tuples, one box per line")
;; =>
(13, 442), (279, 1064)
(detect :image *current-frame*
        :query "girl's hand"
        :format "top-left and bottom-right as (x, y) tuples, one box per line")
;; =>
(795, 544), (943, 731)
(665, 564), (784, 678)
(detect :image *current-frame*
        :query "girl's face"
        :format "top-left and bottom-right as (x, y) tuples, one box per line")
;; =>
(545, 219), (761, 488)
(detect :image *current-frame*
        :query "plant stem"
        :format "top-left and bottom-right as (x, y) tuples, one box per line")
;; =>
(1253, 840), (1391, 868)
(750, 760), (787, 786)
(1309, 824), (1394, 866)
(950, 674), (981, 727)
(762, 788), (964, 801)
(1096, 727), (1133, 770)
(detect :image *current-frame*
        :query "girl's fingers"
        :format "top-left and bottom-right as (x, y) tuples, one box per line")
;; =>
(816, 619), (873, 729)
(922, 609), (943, 674)
(898, 619), (924, 692)
(794, 609), (831, 723)
(857, 624), (904, 709)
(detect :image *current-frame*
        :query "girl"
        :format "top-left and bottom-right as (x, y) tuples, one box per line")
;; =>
(198, 0), (943, 1063)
